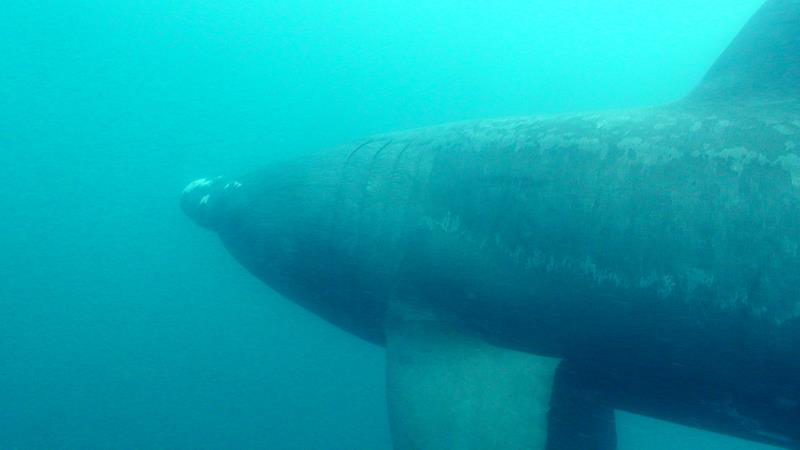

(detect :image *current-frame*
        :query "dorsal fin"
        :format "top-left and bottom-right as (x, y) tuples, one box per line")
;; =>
(687, 0), (800, 103)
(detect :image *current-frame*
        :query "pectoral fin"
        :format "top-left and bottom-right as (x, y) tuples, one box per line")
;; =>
(546, 361), (617, 449)
(385, 311), (560, 450)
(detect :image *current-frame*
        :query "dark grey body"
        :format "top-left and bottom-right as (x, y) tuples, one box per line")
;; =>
(182, 1), (800, 448)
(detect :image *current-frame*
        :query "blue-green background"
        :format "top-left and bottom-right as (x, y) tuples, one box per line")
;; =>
(0, 1), (780, 448)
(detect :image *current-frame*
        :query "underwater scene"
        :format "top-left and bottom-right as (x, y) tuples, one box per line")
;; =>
(2, 0), (797, 448)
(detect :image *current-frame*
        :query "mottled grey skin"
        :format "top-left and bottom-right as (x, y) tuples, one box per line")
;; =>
(182, 0), (800, 448)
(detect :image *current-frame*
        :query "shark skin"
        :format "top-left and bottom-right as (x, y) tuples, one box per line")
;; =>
(181, 0), (800, 448)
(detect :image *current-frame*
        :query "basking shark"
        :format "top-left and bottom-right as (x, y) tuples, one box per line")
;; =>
(181, 0), (800, 448)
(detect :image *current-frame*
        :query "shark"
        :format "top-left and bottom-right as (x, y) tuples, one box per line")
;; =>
(181, 0), (800, 448)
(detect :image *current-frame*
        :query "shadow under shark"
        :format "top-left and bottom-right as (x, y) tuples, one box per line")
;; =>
(181, 0), (800, 448)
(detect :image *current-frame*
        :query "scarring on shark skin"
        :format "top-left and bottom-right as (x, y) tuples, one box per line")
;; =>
(181, 1), (800, 448)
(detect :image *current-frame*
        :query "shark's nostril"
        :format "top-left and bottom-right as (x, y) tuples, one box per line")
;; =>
(182, 177), (215, 195)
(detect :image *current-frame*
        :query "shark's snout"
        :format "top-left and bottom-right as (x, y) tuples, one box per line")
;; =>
(181, 176), (225, 230)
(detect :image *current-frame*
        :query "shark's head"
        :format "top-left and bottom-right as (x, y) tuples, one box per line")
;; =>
(180, 159), (387, 344)
(180, 169), (300, 264)
(180, 168), (323, 303)
(181, 176), (232, 230)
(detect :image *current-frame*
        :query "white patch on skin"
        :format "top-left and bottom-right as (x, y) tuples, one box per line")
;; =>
(577, 137), (609, 158)
(692, 145), (800, 187)
(592, 112), (645, 130)
(639, 272), (675, 299)
(773, 124), (795, 136)
(685, 267), (715, 293)
(708, 147), (767, 173)
(618, 137), (644, 148)
(617, 137), (680, 165)
(423, 211), (461, 233)
(578, 256), (625, 288)
(183, 178), (213, 194)
(778, 153), (800, 186)
(199, 194), (210, 205)
(722, 290), (751, 310)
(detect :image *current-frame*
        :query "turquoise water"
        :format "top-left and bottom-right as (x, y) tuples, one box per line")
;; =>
(0, 0), (781, 448)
